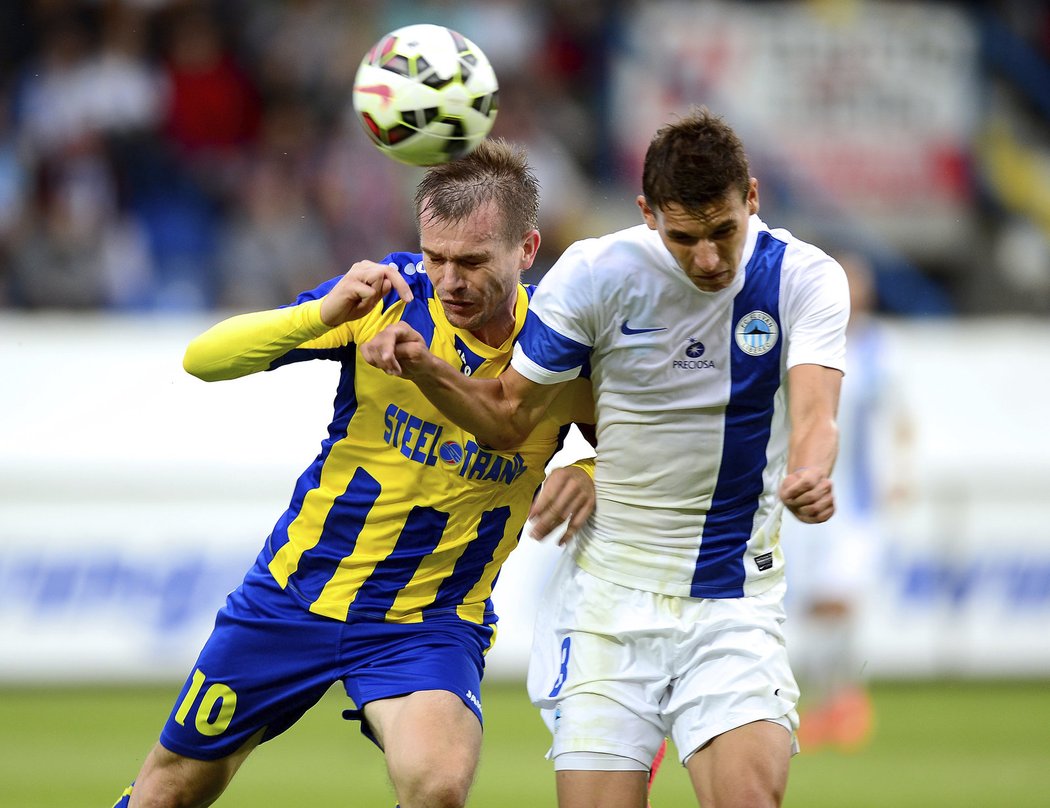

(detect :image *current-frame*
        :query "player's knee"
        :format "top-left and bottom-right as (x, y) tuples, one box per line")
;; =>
(396, 764), (474, 808)
(130, 747), (231, 808)
(129, 776), (226, 808)
(718, 784), (784, 808)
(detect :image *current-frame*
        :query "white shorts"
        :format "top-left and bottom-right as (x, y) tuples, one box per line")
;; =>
(527, 552), (800, 768)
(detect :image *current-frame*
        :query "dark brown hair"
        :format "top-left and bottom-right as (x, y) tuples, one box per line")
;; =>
(414, 138), (539, 244)
(642, 107), (751, 211)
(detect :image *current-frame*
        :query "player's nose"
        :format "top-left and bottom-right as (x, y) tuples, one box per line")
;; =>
(692, 241), (720, 273)
(437, 265), (467, 291)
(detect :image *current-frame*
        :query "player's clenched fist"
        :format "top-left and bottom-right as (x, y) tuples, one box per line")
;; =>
(779, 467), (835, 524)
(320, 262), (414, 327)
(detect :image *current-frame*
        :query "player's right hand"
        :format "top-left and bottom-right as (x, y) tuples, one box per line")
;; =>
(320, 261), (413, 327)
(780, 467), (835, 524)
(359, 321), (430, 378)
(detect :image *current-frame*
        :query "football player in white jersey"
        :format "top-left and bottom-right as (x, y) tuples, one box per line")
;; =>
(362, 108), (850, 808)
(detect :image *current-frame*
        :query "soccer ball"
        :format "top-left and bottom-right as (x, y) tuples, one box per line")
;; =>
(352, 24), (499, 166)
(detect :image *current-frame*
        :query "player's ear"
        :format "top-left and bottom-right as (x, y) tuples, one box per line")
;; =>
(637, 195), (658, 230)
(520, 229), (541, 269)
(747, 178), (760, 215)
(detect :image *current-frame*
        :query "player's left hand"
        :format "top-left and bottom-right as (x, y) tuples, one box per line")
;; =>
(780, 467), (835, 524)
(528, 464), (595, 545)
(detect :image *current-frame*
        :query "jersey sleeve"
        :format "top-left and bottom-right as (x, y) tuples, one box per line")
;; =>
(512, 240), (597, 384)
(782, 246), (850, 373)
(184, 253), (424, 380)
(182, 298), (353, 380)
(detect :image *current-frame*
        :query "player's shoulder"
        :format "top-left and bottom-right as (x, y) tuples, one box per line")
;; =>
(380, 251), (435, 303)
(591, 223), (660, 257)
(765, 227), (843, 282)
(290, 252), (434, 308)
(555, 224), (661, 281)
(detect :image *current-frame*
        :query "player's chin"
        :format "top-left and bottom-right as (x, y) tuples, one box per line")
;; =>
(440, 302), (479, 328)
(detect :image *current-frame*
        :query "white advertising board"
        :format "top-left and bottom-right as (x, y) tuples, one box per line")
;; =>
(1, 315), (1048, 681)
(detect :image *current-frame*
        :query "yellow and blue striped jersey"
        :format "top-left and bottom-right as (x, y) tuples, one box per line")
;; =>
(184, 252), (593, 627)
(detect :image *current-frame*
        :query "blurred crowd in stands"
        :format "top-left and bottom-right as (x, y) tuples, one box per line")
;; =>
(0, 0), (1048, 314)
(0, 0), (617, 311)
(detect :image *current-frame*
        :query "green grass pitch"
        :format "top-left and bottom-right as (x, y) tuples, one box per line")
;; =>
(1, 679), (1047, 807)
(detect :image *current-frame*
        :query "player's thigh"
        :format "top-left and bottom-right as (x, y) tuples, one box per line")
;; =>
(556, 769), (649, 808)
(347, 618), (490, 801)
(686, 720), (792, 808)
(365, 690), (482, 792)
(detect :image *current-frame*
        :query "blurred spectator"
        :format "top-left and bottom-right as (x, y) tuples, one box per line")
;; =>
(126, 2), (265, 310)
(0, 88), (29, 304)
(216, 155), (333, 310)
(11, 11), (97, 158)
(78, 3), (164, 140)
(242, 0), (370, 118)
(158, 4), (260, 159)
(533, 0), (617, 177)
(8, 134), (154, 309)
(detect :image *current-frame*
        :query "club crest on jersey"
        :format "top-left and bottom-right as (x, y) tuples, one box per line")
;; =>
(734, 311), (779, 356)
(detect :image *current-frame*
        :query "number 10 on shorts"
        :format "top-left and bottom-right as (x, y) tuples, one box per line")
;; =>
(174, 668), (238, 737)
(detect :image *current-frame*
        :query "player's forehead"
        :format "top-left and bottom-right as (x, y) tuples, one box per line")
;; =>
(420, 200), (507, 258)
(658, 193), (745, 232)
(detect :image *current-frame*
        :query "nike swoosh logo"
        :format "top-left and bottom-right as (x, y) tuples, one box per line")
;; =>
(620, 320), (667, 335)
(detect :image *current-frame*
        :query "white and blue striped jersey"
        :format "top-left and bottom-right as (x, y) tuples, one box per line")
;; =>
(512, 215), (849, 598)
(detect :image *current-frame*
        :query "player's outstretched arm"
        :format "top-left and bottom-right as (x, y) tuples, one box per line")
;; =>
(184, 301), (332, 382)
(184, 262), (413, 383)
(360, 323), (563, 449)
(779, 363), (842, 524)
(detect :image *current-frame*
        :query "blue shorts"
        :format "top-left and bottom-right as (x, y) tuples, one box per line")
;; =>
(159, 553), (493, 761)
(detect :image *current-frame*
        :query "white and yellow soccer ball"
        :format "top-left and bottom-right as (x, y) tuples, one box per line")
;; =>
(352, 24), (499, 166)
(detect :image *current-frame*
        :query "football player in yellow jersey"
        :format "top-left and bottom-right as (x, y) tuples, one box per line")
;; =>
(113, 140), (595, 808)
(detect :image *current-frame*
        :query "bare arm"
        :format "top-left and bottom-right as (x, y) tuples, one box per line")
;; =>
(779, 363), (843, 524)
(360, 322), (566, 449)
